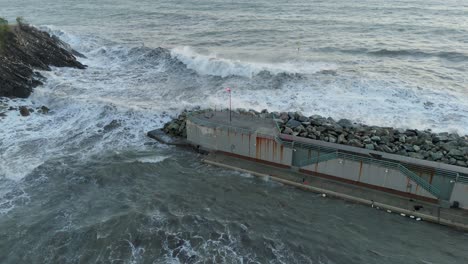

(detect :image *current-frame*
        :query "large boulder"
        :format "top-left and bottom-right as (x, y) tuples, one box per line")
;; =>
(347, 139), (363, 148)
(285, 119), (302, 129)
(19, 106), (29, 116)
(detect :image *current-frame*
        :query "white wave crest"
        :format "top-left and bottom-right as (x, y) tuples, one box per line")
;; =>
(170, 46), (335, 78)
(136, 155), (170, 164)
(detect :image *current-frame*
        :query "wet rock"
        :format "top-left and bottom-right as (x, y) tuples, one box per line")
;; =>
(286, 119), (302, 129)
(365, 144), (375, 150)
(409, 152), (424, 160)
(0, 24), (86, 98)
(348, 139), (364, 148)
(283, 127), (293, 135)
(405, 130), (417, 137)
(316, 126), (327, 133)
(462, 147), (468, 155)
(19, 106), (29, 116)
(167, 122), (180, 132)
(103, 120), (121, 131)
(293, 125), (306, 133)
(441, 142), (458, 152)
(38, 105), (49, 114)
(279, 112), (289, 122)
(399, 136), (406, 143)
(297, 115), (308, 122)
(337, 134), (347, 144)
(380, 145), (394, 153)
(448, 149), (464, 159)
(273, 118), (284, 125)
(337, 119), (353, 128)
(433, 135), (449, 143)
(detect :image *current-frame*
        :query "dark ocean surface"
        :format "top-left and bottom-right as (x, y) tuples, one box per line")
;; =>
(1, 0), (467, 263)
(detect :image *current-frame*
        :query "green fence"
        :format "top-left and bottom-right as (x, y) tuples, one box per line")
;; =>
(279, 136), (442, 198)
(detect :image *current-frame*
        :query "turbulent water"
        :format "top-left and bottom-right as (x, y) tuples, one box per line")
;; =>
(1, 0), (468, 263)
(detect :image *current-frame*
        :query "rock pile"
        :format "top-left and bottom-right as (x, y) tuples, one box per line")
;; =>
(274, 111), (468, 167)
(0, 104), (51, 118)
(163, 111), (188, 138)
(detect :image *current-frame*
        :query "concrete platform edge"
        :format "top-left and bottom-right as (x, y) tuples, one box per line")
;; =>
(203, 159), (468, 232)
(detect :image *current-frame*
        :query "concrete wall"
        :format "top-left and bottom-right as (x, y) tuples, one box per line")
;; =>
(450, 183), (468, 209)
(187, 120), (293, 166)
(187, 119), (440, 201)
(302, 158), (437, 199)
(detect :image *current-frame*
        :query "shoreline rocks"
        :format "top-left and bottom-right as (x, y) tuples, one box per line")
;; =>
(276, 111), (467, 167)
(0, 23), (86, 98)
(158, 108), (468, 168)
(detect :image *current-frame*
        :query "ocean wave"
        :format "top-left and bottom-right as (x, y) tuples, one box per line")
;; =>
(368, 49), (467, 61)
(170, 46), (335, 78)
(330, 47), (468, 62)
(2, 26), (468, 181)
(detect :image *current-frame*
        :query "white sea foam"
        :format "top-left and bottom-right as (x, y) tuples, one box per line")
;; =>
(136, 155), (170, 164)
(1, 27), (467, 182)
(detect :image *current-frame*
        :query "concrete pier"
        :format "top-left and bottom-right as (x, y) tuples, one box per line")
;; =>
(185, 110), (468, 230)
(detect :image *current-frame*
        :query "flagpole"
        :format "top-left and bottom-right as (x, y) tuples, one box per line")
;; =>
(226, 87), (232, 123)
(229, 90), (232, 123)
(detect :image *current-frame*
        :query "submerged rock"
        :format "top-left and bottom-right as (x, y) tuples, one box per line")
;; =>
(19, 106), (29, 116)
(39, 105), (49, 114)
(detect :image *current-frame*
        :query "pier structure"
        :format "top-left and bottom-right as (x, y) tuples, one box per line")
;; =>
(186, 110), (468, 230)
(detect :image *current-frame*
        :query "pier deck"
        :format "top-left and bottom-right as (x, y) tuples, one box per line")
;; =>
(204, 152), (468, 231)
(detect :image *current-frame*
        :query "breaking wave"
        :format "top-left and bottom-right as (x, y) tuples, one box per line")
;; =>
(1, 27), (468, 182)
(170, 46), (335, 78)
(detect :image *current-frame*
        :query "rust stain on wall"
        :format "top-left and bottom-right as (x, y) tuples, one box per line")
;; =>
(273, 140), (277, 161)
(256, 137), (273, 161)
(256, 137), (261, 159)
(280, 145), (284, 162)
(358, 161), (363, 182)
(314, 151), (320, 172)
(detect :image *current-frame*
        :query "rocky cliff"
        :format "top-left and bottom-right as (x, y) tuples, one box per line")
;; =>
(0, 23), (86, 98)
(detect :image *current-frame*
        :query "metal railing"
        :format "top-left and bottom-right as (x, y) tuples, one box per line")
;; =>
(292, 143), (442, 198)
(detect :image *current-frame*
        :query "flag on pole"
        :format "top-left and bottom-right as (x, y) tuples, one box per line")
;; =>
(226, 87), (231, 92)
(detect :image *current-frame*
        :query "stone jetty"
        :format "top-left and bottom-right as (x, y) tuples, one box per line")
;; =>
(159, 108), (468, 168)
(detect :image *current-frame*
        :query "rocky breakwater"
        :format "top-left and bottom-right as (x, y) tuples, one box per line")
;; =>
(276, 111), (468, 167)
(157, 108), (468, 168)
(147, 110), (195, 146)
(0, 21), (86, 98)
